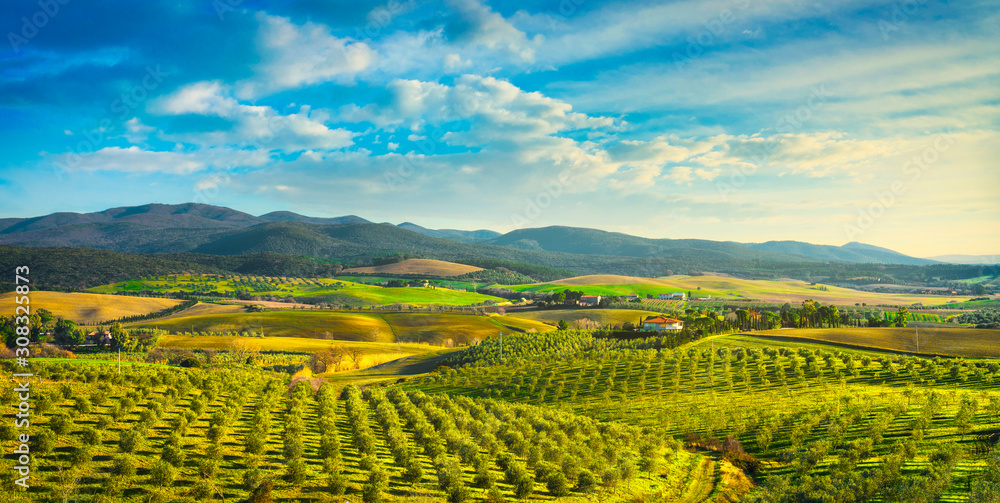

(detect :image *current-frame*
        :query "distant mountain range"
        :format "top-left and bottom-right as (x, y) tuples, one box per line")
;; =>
(924, 254), (1000, 265)
(738, 240), (939, 266)
(0, 204), (988, 275)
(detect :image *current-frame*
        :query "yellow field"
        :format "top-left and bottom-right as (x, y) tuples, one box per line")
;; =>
(159, 335), (439, 370)
(512, 274), (972, 307)
(0, 291), (185, 324)
(343, 258), (483, 276)
(750, 327), (1000, 358)
(132, 310), (554, 345)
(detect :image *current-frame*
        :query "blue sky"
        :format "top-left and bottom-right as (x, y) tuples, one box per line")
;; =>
(1, 0), (997, 256)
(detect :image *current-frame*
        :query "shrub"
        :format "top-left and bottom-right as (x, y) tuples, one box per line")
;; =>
(112, 454), (137, 477)
(402, 456), (424, 484)
(191, 480), (215, 500)
(48, 414), (72, 435)
(162, 444), (186, 467)
(247, 480), (274, 503)
(576, 469), (599, 493)
(150, 460), (177, 487)
(198, 458), (220, 479)
(513, 474), (534, 499)
(243, 469), (266, 491)
(90, 390), (108, 407)
(447, 484), (470, 503)
(483, 487), (506, 503)
(32, 429), (56, 456)
(72, 445), (93, 464)
(546, 471), (570, 497)
(95, 415), (112, 430)
(285, 459), (308, 484)
(119, 430), (144, 453)
(80, 426), (102, 446)
(362, 466), (388, 503)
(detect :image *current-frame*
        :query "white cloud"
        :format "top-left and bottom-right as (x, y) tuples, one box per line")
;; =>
(342, 74), (617, 144)
(445, 0), (539, 62)
(155, 82), (357, 153)
(53, 146), (213, 174)
(237, 12), (376, 98)
(123, 117), (156, 143)
(443, 53), (471, 72)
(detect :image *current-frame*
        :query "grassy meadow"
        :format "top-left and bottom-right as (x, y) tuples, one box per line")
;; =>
(87, 274), (504, 308)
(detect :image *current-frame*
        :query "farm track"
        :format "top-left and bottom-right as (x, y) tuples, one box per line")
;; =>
(677, 456), (718, 503)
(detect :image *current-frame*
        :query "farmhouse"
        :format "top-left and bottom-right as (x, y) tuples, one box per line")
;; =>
(579, 295), (602, 306)
(623, 294), (639, 301)
(658, 292), (685, 300)
(641, 316), (684, 331)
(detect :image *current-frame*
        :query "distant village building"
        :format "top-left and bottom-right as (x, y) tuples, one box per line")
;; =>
(641, 316), (684, 331)
(579, 295), (602, 306)
(658, 292), (686, 300)
(624, 294), (639, 301)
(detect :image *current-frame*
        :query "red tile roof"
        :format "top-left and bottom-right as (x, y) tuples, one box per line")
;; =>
(643, 316), (682, 324)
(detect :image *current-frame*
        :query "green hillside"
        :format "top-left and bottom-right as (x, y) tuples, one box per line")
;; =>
(410, 330), (1000, 502)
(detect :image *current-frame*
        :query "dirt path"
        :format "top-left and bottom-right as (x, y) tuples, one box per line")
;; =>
(677, 456), (718, 503)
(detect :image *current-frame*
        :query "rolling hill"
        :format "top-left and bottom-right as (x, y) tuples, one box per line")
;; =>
(0, 291), (186, 324)
(927, 253), (1000, 264)
(343, 258), (484, 276)
(2, 203), (995, 286)
(739, 240), (939, 265)
(396, 222), (501, 243)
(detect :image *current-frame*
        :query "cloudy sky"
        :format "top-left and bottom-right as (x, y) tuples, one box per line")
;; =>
(1, 0), (997, 256)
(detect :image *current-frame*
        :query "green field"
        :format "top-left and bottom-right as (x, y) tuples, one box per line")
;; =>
(131, 311), (553, 345)
(938, 298), (1000, 309)
(88, 274), (504, 307)
(505, 274), (974, 307)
